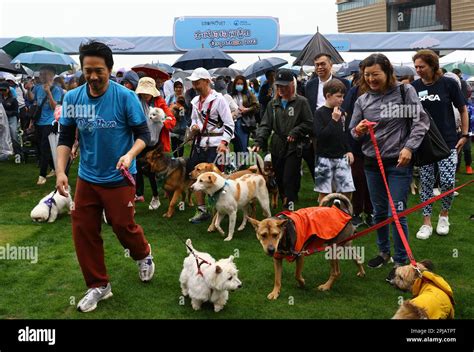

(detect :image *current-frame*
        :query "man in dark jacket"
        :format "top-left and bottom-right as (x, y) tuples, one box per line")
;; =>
(305, 53), (351, 117)
(253, 69), (313, 210)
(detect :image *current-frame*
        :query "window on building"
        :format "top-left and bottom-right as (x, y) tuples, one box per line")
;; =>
(388, 0), (451, 32)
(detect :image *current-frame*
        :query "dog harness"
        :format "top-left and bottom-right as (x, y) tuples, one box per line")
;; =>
(43, 196), (57, 222)
(275, 206), (352, 261)
(410, 271), (455, 319)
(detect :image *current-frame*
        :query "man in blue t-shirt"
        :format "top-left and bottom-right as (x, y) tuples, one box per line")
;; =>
(26, 66), (63, 185)
(56, 41), (155, 313)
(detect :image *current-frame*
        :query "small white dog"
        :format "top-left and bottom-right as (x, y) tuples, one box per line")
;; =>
(148, 107), (166, 123)
(30, 188), (72, 223)
(191, 172), (271, 241)
(179, 239), (242, 312)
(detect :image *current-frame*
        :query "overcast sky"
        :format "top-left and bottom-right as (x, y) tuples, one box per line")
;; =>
(0, 0), (343, 70)
(0, 0), (417, 70)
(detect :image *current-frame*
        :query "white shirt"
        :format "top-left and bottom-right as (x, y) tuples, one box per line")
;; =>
(316, 74), (333, 109)
(191, 90), (235, 147)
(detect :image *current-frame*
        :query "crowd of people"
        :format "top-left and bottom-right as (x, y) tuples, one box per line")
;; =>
(1, 41), (473, 312)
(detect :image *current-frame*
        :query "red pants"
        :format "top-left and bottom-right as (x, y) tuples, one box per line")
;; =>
(72, 178), (150, 288)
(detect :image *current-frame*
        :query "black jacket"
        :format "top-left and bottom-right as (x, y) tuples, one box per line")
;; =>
(305, 76), (350, 117)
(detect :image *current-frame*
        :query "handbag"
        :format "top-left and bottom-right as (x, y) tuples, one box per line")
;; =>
(240, 114), (257, 132)
(30, 95), (49, 122)
(401, 84), (451, 166)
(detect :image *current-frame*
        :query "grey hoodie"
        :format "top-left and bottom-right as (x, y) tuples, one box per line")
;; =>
(349, 83), (429, 160)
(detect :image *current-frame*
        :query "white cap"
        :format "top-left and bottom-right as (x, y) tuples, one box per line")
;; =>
(187, 67), (212, 81)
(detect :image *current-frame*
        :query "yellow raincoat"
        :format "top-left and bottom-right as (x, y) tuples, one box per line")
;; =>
(411, 271), (455, 319)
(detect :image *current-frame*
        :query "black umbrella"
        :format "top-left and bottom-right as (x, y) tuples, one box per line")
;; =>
(335, 59), (362, 77)
(394, 65), (416, 77)
(0, 50), (23, 74)
(172, 48), (235, 70)
(243, 57), (288, 79)
(293, 30), (344, 66)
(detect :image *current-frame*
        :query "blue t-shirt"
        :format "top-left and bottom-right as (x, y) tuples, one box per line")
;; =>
(34, 84), (63, 126)
(412, 76), (466, 149)
(59, 80), (146, 184)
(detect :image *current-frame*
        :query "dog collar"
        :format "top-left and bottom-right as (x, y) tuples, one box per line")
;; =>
(208, 180), (228, 207)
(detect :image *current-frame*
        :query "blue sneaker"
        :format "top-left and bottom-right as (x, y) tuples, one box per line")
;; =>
(188, 209), (211, 224)
(137, 245), (155, 283)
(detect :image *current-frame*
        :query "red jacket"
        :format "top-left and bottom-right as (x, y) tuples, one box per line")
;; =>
(153, 96), (176, 152)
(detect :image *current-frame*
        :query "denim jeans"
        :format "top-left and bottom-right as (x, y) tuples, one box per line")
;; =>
(364, 165), (413, 264)
(231, 118), (249, 154)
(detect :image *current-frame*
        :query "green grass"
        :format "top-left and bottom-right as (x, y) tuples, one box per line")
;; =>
(0, 155), (473, 319)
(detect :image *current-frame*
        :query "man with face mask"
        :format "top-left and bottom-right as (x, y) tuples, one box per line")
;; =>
(252, 69), (313, 209)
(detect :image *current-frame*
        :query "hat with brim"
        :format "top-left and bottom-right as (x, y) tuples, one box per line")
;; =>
(274, 68), (294, 86)
(135, 77), (160, 97)
(187, 67), (212, 82)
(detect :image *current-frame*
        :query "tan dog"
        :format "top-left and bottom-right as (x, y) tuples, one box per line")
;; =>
(189, 162), (258, 181)
(191, 172), (271, 241)
(390, 260), (455, 319)
(248, 193), (365, 300)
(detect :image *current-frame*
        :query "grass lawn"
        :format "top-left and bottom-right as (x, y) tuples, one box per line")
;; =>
(0, 152), (473, 319)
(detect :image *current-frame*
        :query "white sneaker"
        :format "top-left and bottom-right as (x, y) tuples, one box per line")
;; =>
(416, 225), (433, 240)
(36, 176), (46, 185)
(433, 188), (441, 196)
(137, 244), (155, 283)
(77, 283), (113, 313)
(46, 170), (56, 178)
(148, 196), (161, 210)
(453, 191), (459, 197)
(436, 215), (450, 235)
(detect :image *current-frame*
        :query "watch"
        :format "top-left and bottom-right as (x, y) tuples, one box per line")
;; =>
(462, 134), (470, 139)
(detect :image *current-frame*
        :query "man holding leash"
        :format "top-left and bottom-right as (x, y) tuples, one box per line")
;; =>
(186, 67), (234, 224)
(56, 41), (155, 313)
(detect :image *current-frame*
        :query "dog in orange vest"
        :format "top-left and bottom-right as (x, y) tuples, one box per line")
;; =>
(248, 193), (365, 300)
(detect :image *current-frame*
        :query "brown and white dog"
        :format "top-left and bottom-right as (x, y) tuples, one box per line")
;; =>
(191, 172), (271, 241)
(248, 193), (365, 300)
(390, 260), (455, 319)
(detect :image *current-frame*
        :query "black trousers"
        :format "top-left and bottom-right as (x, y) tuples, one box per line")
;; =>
(136, 146), (158, 197)
(171, 136), (185, 158)
(272, 151), (302, 208)
(35, 125), (54, 177)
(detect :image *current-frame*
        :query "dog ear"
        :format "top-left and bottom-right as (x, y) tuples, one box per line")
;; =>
(275, 219), (287, 228)
(207, 173), (217, 184)
(247, 216), (260, 231)
(418, 259), (434, 272)
(215, 265), (222, 274)
(227, 255), (234, 262)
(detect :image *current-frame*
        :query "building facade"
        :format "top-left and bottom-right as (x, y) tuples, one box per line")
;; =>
(337, 0), (474, 32)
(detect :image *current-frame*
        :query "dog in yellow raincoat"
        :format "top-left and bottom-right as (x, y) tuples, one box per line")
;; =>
(390, 260), (454, 319)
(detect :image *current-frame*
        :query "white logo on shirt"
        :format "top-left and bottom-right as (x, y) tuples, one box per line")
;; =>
(419, 94), (441, 102)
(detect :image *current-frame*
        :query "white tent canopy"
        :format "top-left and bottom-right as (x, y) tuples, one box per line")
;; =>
(439, 50), (474, 64)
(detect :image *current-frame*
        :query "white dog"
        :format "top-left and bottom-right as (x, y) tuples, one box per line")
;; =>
(148, 107), (166, 123)
(191, 172), (271, 241)
(179, 239), (242, 312)
(30, 188), (72, 223)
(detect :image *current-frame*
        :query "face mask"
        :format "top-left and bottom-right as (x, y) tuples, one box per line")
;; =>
(235, 84), (244, 92)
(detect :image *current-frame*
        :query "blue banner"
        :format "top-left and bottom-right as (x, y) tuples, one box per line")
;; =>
(173, 16), (279, 52)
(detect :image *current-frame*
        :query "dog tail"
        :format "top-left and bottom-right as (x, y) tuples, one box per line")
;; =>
(248, 147), (267, 176)
(185, 239), (194, 254)
(320, 193), (353, 216)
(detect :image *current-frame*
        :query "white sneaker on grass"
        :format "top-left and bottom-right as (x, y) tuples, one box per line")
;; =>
(137, 244), (155, 282)
(77, 283), (113, 313)
(416, 225), (433, 240)
(148, 196), (160, 210)
(436, 215), (450, 235)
